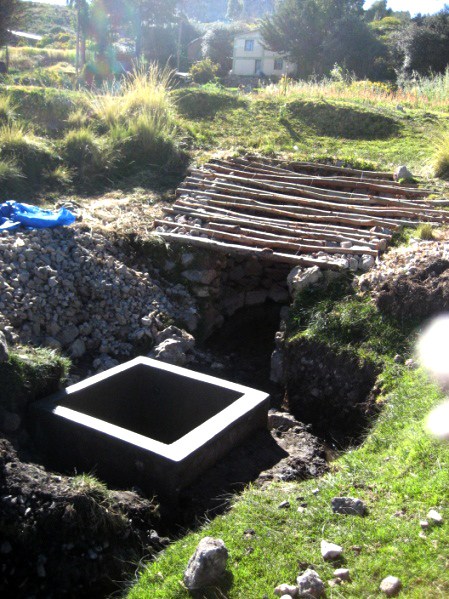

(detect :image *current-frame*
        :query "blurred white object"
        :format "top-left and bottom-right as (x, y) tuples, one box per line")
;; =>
(426, 400), (449, 440)
(417, 314), (449, 385)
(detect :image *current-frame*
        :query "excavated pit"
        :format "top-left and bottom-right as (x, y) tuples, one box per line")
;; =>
(30, 357), (269, 499)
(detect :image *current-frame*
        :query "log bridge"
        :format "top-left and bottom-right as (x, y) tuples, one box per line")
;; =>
(156, 156), (448, 269)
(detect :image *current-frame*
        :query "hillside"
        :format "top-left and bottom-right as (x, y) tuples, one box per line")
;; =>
(16, 1), (74, 36)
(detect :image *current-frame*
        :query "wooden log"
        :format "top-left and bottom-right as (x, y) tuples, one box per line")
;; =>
(156, 232), (345, 269)
(175, 193), (405, 228)
(205, 160), (431, 199)
(167, 201), (394, 238)
(188, 170), (438, 212)
(177, 187), (436, 226)
(156, 218), (382, 250)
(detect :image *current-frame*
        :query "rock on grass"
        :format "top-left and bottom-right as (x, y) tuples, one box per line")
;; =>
(183, 537), (228, 590)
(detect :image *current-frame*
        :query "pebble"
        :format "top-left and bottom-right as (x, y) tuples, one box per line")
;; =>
(321, 540), (343, 561)
(427, 509), (443, 524)
(331, 496), (366, 516)
(274, 583), (298, 597)
(278, 500), (290, 509)
(334, 568), (350, 581)
(380, 575), (402, 596)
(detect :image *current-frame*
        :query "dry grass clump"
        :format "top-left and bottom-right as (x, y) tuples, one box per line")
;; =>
(433, 132), (449, 179)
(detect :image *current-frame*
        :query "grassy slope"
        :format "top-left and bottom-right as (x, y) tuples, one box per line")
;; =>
(175, 88), (449, 174)
(126, 87), (449, 598)
(129, 367), (449, 598)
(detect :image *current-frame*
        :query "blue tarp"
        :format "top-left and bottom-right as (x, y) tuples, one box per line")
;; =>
(0, 201), (76, 232)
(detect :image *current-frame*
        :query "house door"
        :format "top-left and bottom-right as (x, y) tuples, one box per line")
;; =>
(255, 59), (262, 75)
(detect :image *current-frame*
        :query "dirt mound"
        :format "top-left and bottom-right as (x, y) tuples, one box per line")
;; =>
(0, 439), (165, 598)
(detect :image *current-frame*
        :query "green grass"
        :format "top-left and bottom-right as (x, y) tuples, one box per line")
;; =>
(178, 91), (448, 174)
(128, 279), (449, 598)
(0, 346), (70, 413)
(128, 367), (449, 598)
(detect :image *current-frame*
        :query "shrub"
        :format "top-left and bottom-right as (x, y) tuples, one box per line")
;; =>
(121, 113), (182, 170)
(0, 159), (25, 197)
(416, 223), (435, 240)
(60, 127), (114, 185)
(0, 96), (16, 124)
(189, 59), (219, 84)
(0, 124), (56, 184)
(433, 132), (449, 179)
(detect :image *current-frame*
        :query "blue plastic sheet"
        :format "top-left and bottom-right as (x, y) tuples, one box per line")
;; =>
(0, 201), (76, 232)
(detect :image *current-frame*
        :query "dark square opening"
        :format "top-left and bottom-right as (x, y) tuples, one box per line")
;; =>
(59, 364), (241, 444)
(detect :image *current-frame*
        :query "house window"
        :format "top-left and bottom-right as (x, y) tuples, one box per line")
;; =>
(274, 58), (284, 70)
(244, 39), (254, 51)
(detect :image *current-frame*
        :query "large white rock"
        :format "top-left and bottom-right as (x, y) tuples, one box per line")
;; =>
(287, 266), (323, 296)
(183, 537), (228, 590)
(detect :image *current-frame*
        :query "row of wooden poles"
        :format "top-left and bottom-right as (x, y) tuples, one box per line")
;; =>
(155, 157), (448, 269)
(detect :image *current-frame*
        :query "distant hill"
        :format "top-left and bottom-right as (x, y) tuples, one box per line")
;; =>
(17, 1), (74, 37)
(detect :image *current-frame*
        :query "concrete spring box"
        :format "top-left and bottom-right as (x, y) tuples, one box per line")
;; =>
(31, 357), (269, 498)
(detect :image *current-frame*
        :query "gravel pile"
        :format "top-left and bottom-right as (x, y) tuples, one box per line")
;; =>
(359, 238), (449, 293)
(0, 225), (196, 365)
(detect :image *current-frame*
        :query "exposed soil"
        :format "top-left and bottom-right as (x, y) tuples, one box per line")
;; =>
(4, 232), (449, 597)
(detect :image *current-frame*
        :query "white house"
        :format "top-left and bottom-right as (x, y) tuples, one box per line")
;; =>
(231, 30), (295, 78)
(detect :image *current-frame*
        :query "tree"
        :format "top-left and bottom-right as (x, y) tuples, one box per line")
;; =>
(364, 0), (392, 22)
(202, 24), (237, 76)
(396, 8), (449, 75)
(0, 0), (19, 65)
(227, 0), (243, 21)
(67, 0), (89, 74)
(261, 0), (386, 79)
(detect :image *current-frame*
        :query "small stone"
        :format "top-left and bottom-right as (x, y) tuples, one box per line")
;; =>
(274, 583), (298, 597)
(70, 338), (86, 359)
(380, 576), (402, 596)
(321, 540), (343, 561)
(427, 509), (443, 524)
(278, 500), (290, 509)
(183, 537), (228, 590)
(296, 569), (325, 598)
(0, 331), (8, 363)
(331, 496), (367, 516)
(37, 563), (46, 578)
(334, 568), (350, 581)
(395, 165), (414, 182)
(1, 541), (12, 554)
(420, 520), (429, 530)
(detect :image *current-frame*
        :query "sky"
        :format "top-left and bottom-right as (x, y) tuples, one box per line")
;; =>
(25, 0), (449, 17)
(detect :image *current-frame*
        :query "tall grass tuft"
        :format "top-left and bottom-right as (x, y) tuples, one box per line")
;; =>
(432, 131), (449, 179)
(60, 127), (114, 185)
(0, 159), (24, 197)
(0, 96), (16, 124)
(85, 65), (184, 171)
(0, 123), (55, 184)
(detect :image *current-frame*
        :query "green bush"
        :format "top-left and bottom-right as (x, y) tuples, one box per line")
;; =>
(120, 113), (184, 170)
(0, 96), (16, 124)
(0, 159), (25, 197)
(60, 127), (114, 185)
(0, 124), (56, 185)
(433, 132), (449, 179)
(189, 58), (219, 84)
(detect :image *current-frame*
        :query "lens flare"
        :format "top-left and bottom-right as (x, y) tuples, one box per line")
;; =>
(417, 314), (449, 383)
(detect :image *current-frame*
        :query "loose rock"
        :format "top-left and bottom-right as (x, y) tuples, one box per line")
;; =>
(274, 583), (298, 597)
(380, 576), (402, 596)
(427, 509), (443, 524)
(0, 330), (8, 362)
(296, 569), (325, 598)
(321, 540), (343, 561)
(334, 568), (350, 581)
(183, 537), (228, 591)
(331, 496), (367, 516)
